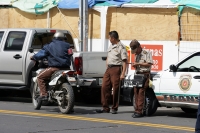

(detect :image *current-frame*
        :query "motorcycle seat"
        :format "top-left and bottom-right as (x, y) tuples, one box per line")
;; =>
(51, 70), (66, 81)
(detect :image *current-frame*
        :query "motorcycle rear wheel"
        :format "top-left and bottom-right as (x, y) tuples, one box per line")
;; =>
(58, 83), (74, 114)
(31, 79), (42, 110)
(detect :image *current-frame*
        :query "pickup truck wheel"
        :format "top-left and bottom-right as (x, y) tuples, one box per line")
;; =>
(81, 87), (101, 104)
(31, 79), (42, 110)
(58, 83), (74, 114)
(181, 108), (197, 113)
(132, 88), (158, 116)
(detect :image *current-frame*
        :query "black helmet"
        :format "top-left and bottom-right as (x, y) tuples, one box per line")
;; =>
(53, 32), (67, 40)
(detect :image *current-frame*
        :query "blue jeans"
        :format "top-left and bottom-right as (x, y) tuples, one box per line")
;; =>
(195, 99), (200, 133)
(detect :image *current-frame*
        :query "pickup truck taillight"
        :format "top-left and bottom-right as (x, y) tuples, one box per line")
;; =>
(74, 57), (82, 75)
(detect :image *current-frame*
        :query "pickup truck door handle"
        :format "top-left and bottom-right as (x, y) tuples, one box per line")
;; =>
(102, 57), (107, 60)
(193, 76), (200, 79)
(13, 54), (22, 59)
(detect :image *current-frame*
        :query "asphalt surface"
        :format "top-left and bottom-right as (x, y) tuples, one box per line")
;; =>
(0, 90), (197, 133)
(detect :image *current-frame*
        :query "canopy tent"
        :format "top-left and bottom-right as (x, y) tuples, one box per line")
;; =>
(0, 0), (59, 14)
(1, 0), (199, 51)
(170, 0), (200, 16)
(0, 0), (11, 5)
(0, 0), (199, 15)
(58, 0), (131, 9)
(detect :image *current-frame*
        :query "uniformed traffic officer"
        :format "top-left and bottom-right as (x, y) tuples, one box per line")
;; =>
(195, 98), (200, 133)
(130, 39), (153, 118)
(96, 31), (127, 114)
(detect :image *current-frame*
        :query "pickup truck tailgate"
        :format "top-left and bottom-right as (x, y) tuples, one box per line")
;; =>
(82, 52), (107, 77)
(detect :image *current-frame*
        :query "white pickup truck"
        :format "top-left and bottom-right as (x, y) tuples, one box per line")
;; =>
(152, 51), (200, 114)
(0, 28), (107, 100)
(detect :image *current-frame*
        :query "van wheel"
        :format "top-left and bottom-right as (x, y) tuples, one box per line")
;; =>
(132, 88), (158, 116)
(181, 108), (197, 113)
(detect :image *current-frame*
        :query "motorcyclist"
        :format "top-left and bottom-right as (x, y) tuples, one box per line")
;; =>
(31, 31), (72, 100)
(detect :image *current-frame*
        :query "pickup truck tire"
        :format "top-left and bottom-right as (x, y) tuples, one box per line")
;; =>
(58, 83), (74, 114)
(81, 87), (101, 104)
(133, 88), (158, 116)
(181, 107), (197, 113)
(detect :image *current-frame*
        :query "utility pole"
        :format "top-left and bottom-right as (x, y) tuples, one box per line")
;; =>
(79, 0), (88, 52)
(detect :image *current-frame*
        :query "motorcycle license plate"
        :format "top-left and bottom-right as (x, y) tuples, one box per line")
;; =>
(67, 77), (76, 82)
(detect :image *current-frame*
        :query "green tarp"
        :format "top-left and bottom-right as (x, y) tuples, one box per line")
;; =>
(1, 0), (59, 15)
(171, 0), (200, 16)
(95, 0), (158, 6)
(130, 0), (158, 3)
(3, 0), (200, 15)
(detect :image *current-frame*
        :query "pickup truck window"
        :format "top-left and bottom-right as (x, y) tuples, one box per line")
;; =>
(177, 54), (200, 72)
(4, 32), (26, 51)
(0, 32), (4, 43)
(31, 33), (74, 49)
(32, 33), (54, 49)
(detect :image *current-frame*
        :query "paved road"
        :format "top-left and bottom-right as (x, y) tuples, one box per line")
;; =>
(0, 92), (197, 133)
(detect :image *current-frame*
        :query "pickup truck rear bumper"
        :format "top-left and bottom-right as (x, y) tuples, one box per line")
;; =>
(75, 76), (103, 87)
(76, 78), (101, 87)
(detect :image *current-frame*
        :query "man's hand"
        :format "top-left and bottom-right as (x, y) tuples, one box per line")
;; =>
(120, 73), (125, 81)
(132, 62), (140, 67)
(30, 56), (35, 60)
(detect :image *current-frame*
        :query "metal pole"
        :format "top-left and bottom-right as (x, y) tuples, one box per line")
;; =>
(83, 0), (88, 52)
(47, 10), (50, 28)
(79, 0), (83, 51)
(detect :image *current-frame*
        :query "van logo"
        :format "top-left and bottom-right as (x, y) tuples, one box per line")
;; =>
(178, 74), (192, 92)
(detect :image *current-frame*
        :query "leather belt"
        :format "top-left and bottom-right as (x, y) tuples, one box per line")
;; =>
(108, 65), (121, 68)
(136, 71), (150, 75)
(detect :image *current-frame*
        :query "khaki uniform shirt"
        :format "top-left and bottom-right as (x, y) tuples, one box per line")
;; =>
(107, 41), (127, 65)
(135, 49), (153, 73)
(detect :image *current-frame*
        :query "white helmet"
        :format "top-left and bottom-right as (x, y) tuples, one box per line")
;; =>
(53, 32), (66, 40)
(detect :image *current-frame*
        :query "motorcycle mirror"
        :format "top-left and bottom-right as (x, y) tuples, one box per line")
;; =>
(29, 47), (34, 53)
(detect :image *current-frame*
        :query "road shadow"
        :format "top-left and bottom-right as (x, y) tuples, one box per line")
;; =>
(152, 109), (197, 119)
(0, 97), (32, 103)
(42, 107), (99, 115)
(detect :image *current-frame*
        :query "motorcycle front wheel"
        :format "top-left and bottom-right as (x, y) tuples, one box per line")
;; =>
(31, 78), (42, 110)
(58, 83), (74, 114)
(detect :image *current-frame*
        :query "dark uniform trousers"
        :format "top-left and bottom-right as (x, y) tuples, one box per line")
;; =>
(37, 67), (69, 96)
(134, 74), (150, 114)
(101, 66), (121, 112)
(195, 98), (200, 133)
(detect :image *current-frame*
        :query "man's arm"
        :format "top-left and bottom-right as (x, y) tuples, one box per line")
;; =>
(132, 51), (153, 67)
(121, 59), (127, 80)
(120, 45), (128, 80)
(32, 46), (48, 60)
(133, 62), (152, 67)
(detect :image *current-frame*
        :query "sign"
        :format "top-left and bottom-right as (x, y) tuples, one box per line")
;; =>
(131, 45), (163, 71)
